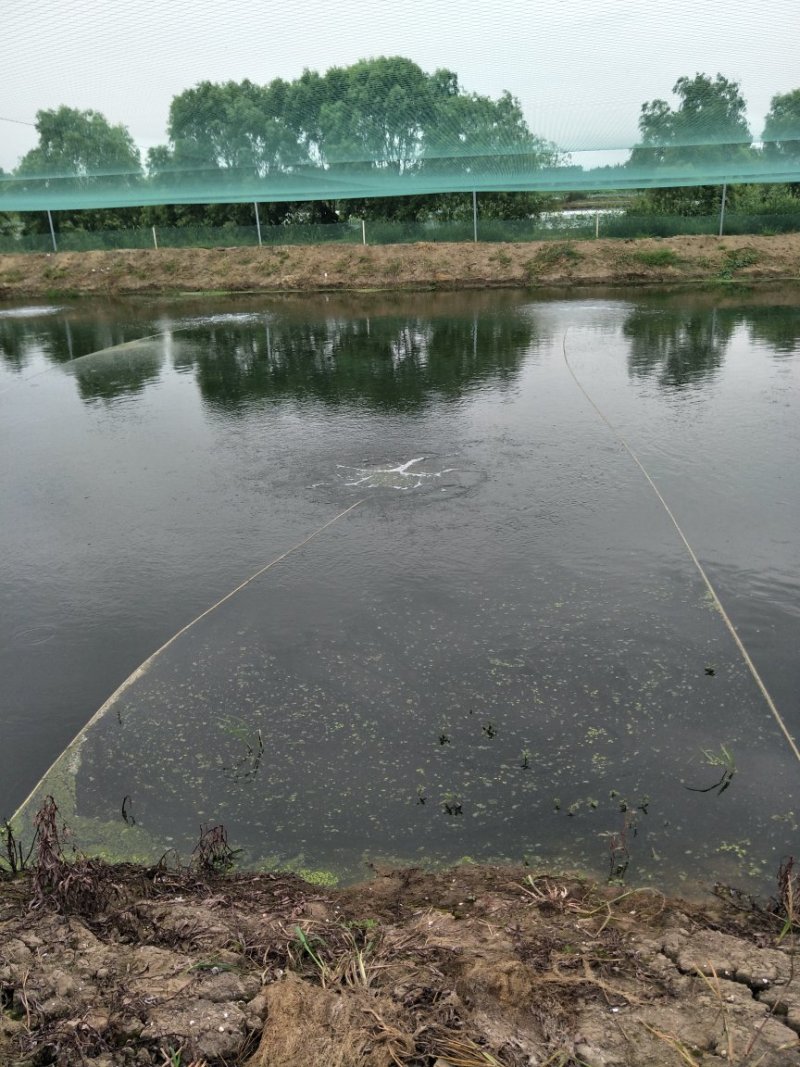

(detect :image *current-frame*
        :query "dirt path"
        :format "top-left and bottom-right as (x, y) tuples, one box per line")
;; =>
(2, 860), (799, 1067)
(1, 234), (800, 297)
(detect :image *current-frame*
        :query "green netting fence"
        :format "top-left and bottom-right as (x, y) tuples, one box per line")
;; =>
(2, 43), (799, 213)
(2, 212), (800, 254)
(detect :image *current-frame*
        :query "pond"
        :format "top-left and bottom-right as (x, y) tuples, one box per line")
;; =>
(1, 287), (798, 892)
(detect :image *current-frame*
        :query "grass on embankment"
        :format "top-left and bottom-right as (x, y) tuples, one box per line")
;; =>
(1, 233), (800, 298)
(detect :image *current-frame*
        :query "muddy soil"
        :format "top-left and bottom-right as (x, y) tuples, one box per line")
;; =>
(1, 861), (799, 1067)
(1, 234), (799, 297)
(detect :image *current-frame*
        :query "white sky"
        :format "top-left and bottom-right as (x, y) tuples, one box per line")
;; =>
(2, 0), (798, 172)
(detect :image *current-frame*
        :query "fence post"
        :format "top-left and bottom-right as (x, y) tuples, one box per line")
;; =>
(254, 202), (263, 246)
(595, 211), (600, 239)
(152, 226), (158, 249)
(46, 210), (57, 252)
(719, 183), (727, 237)
(472, 191), (478, 243)
(361, 219), (366, 246)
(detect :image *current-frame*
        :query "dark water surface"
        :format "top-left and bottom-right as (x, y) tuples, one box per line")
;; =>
(1, 288), (799, 891)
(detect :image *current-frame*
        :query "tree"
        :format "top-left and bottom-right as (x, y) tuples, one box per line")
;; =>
(0, 168), (16, 237)
(763, 90), (800, 160)
(18, 107), (141, 184)
(164, 79), (303, 178)
(629, 74), (753, 214)
(304, 60), (560, 218)
(153, 59), (561, 224)
(16, 107), (142, 232)
(763, 90), (800, 191)
(633, 74), (751, 166)
(312, 57), (437, 173)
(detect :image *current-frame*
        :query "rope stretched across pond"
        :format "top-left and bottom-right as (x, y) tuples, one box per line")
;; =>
(562, 333), (800, 765)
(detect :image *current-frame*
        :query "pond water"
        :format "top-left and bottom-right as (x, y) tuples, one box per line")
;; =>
(1, 287), (799, 892)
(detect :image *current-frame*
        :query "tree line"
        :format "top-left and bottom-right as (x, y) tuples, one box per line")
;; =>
(629, 74), (799, 215)
(2, 61), (800, 234)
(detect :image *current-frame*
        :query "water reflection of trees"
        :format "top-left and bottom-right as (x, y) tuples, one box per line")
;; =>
(0, 308), (157, 371)
(5, 299), (798, 404)
(174, 309), (539, 410)
(623, 307), (738, 387)
(624, 302), (800, 385)
(742, 307), (800, 357)
(69, 341), (164, 402)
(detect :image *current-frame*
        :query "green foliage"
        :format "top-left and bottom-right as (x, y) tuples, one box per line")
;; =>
(292, 925), (329, 980)
(18, 106), (142, 182)
(293, 867), (339, 887)
(632, 247), (681, 267)
(632, 74), (752, 167)
(763, 90), (800, 165)
(686, 744), (736, 795)
(3, 56), (566, 214)
(3, 62), (800, 219)
(152, 57), (556, 185)
(627, 186), (727, 217)
(730, 183), (800, 212)
(532, 242), (582, 270)
(718, 246), (760, 278)
(15, 107), (143, 233)
(630, 74), (753, 216)
(166, 78), (301, 175)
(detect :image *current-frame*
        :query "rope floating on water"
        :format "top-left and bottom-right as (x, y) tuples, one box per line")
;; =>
(562, 333), (800, 765)
(13, 498), (364, 821)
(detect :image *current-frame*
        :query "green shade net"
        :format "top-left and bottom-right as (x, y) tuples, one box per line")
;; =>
(1, 0), (799, 211)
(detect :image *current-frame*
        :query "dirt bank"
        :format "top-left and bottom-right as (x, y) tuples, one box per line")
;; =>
(2, 858), (799, 1067)
(1, 234), (800, 297)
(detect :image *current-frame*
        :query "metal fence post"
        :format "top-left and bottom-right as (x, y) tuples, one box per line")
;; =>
(719, 183), (727, 237)
(152, 226), (158, 249)
(361, 219), (366, 246)
(472, 191), (478, 243)
(46, 210), (57, 252)
(254, 202), (263, 246)
(595, 212), (600, 239)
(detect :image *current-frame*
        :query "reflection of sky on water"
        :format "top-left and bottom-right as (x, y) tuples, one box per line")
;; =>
(2, 289), (799, 892)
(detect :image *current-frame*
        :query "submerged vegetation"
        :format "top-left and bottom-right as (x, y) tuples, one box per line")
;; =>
(2, 289), (799, 900)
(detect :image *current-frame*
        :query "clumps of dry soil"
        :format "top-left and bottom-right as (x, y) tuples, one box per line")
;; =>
(2, 860), (800, 1067)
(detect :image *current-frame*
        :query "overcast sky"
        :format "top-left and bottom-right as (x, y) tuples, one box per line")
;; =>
(2, 0), (798, 172)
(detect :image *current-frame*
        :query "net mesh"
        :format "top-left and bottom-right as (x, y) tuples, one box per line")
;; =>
(1, 0), (799, 212)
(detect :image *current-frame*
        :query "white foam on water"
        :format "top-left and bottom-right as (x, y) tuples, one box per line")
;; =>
(177, 312), (266, 327)
(0, 305), (63, 318)
(337, 457), (459, 491)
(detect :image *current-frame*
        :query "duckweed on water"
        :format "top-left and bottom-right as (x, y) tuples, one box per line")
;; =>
(7, 293), (799, 895)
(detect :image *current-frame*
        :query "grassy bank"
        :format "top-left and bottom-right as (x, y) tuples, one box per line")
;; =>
(2, 234), (800, 298)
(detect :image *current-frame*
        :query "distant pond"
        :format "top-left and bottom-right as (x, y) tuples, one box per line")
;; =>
(1, 287), (798, 892)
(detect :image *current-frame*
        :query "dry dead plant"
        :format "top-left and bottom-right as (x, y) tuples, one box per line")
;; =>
(431, 1034), (505, 1065)
(568, 886), (666, 935)
(515, 876), (570, 909)
(287, 919), (388, 989)
(191, 823), (240, 876)
(361, 1006), (416, 1066)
